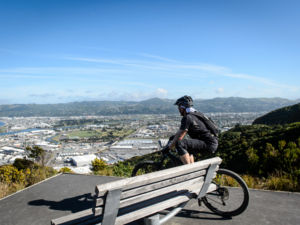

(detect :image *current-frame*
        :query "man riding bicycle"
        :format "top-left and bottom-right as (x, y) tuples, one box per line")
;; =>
(167, 95), (218, 164)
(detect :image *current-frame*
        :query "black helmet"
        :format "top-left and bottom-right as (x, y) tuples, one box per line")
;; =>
(174, 95), (193, 108)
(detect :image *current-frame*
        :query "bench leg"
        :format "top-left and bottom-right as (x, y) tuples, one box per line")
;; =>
(144, 214), (160, 225)
(102, 189), (122, 225)
(144, 201), (188, 225)
(198, 163), (219, 198)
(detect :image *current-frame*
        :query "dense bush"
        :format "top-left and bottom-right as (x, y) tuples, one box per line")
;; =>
(112, 161), (135, 177)
(58, 167), (74, 173)
(215, 122), (300, 191)
(0, 160), (57, 198)
(0, 165), (26, 183)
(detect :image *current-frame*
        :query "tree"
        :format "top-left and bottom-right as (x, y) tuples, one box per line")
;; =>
(13, 158), (35, 170)
(25, 146), (46, 166)
(246, 147), (259, 173)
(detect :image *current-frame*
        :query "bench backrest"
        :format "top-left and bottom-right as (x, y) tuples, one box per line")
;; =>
(51, 157), (222, 225)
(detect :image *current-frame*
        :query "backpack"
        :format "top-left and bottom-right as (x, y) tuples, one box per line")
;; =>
(190, 111), (220, 137)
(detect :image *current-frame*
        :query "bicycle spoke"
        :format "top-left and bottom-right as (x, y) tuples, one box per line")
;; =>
(205, 195), (225, 206)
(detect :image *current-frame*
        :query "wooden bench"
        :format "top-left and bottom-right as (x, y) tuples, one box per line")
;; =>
(51, 157), (222, 225)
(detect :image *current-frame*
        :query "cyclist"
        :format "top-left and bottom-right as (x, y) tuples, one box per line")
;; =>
(167, 95), (218, 164)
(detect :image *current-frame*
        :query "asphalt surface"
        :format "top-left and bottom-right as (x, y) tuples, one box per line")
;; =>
(0, 173), (299, 225)
(166, 189), (300, 225)
(0, 173), (122, 225)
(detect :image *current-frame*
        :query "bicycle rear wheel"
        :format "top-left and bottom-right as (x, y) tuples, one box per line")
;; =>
(202, 168), (249, 217)
(131, 161), (162, 176)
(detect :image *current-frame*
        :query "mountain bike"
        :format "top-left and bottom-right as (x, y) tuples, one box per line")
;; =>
(131, 140), (249, 218)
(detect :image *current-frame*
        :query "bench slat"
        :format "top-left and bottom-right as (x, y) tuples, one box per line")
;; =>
(120, 177), (204, 209)
(94, 189), (188, 216)
(51, 209), (94, 225)
(115, 192), (195, 225)
(95, 177), (204, 211)
(121, 169), (207, 199)
(94, 192), (196, 225)
(96, 157), (222, 197)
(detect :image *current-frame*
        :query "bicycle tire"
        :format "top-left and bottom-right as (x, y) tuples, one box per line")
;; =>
(131, 161), (162, 177)
(202, 168), (249, 217)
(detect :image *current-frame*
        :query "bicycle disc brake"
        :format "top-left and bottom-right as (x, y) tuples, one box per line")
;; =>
(218, 187), (229, 205)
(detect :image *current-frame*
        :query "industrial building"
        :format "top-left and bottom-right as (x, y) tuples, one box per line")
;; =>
(71, 154), (97, 167)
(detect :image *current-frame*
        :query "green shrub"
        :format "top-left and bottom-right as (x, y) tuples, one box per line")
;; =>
(59, 167), (74, 173)
(13, 158), (35, 170)
(0, 165), (25, 183)
(112, 161), (134, 177)
(91, 158), (107, 172)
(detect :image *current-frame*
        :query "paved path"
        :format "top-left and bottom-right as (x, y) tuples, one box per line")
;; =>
(0, 174), (122, 225)
(0, 174), (299, 225)
(167, 189), (300, 225)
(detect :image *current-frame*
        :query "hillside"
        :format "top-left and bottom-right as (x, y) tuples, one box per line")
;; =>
(253, 102), (300, 125)
(0, 97), (298, 117)
(217, 123), (300, 175)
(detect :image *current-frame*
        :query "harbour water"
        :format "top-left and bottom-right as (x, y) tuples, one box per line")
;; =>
(0, 128), (39, 136)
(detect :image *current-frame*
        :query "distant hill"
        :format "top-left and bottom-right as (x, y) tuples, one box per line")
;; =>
(253, 103), (300, 125)
(0, 97), (298, 117)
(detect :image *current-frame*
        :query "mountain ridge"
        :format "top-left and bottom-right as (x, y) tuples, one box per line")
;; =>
(0, 97), (298, 117)
(253, 102), (300, 125)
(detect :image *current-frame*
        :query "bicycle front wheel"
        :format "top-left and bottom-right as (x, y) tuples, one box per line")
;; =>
(202, 168), (249, 217)
(131, 161), (162, 176)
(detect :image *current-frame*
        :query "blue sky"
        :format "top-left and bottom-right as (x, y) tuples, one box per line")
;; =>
(0, 0), (299, 104)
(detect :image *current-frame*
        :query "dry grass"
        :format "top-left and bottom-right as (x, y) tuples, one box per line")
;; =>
(0, 182), (25, 199)
(241, 174), (299, 192)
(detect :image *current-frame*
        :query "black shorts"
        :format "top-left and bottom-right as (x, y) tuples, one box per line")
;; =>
(175, 138), (218, 156)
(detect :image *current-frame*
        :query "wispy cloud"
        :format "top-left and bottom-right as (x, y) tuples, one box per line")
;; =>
(0, 67), (131, 75)
(64, 54), (299, 91)
(29, 93), (57, 98)
(97, 88), (169, 101)
(21, 87), (170, 103)
(64, 56), (173, 71)
(215, 87), (224, 94)
(2, 54), (298, 93)
(139, 53), (179, 63)
(0, 74), (55, 79)
(224, 72), (298, 91)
